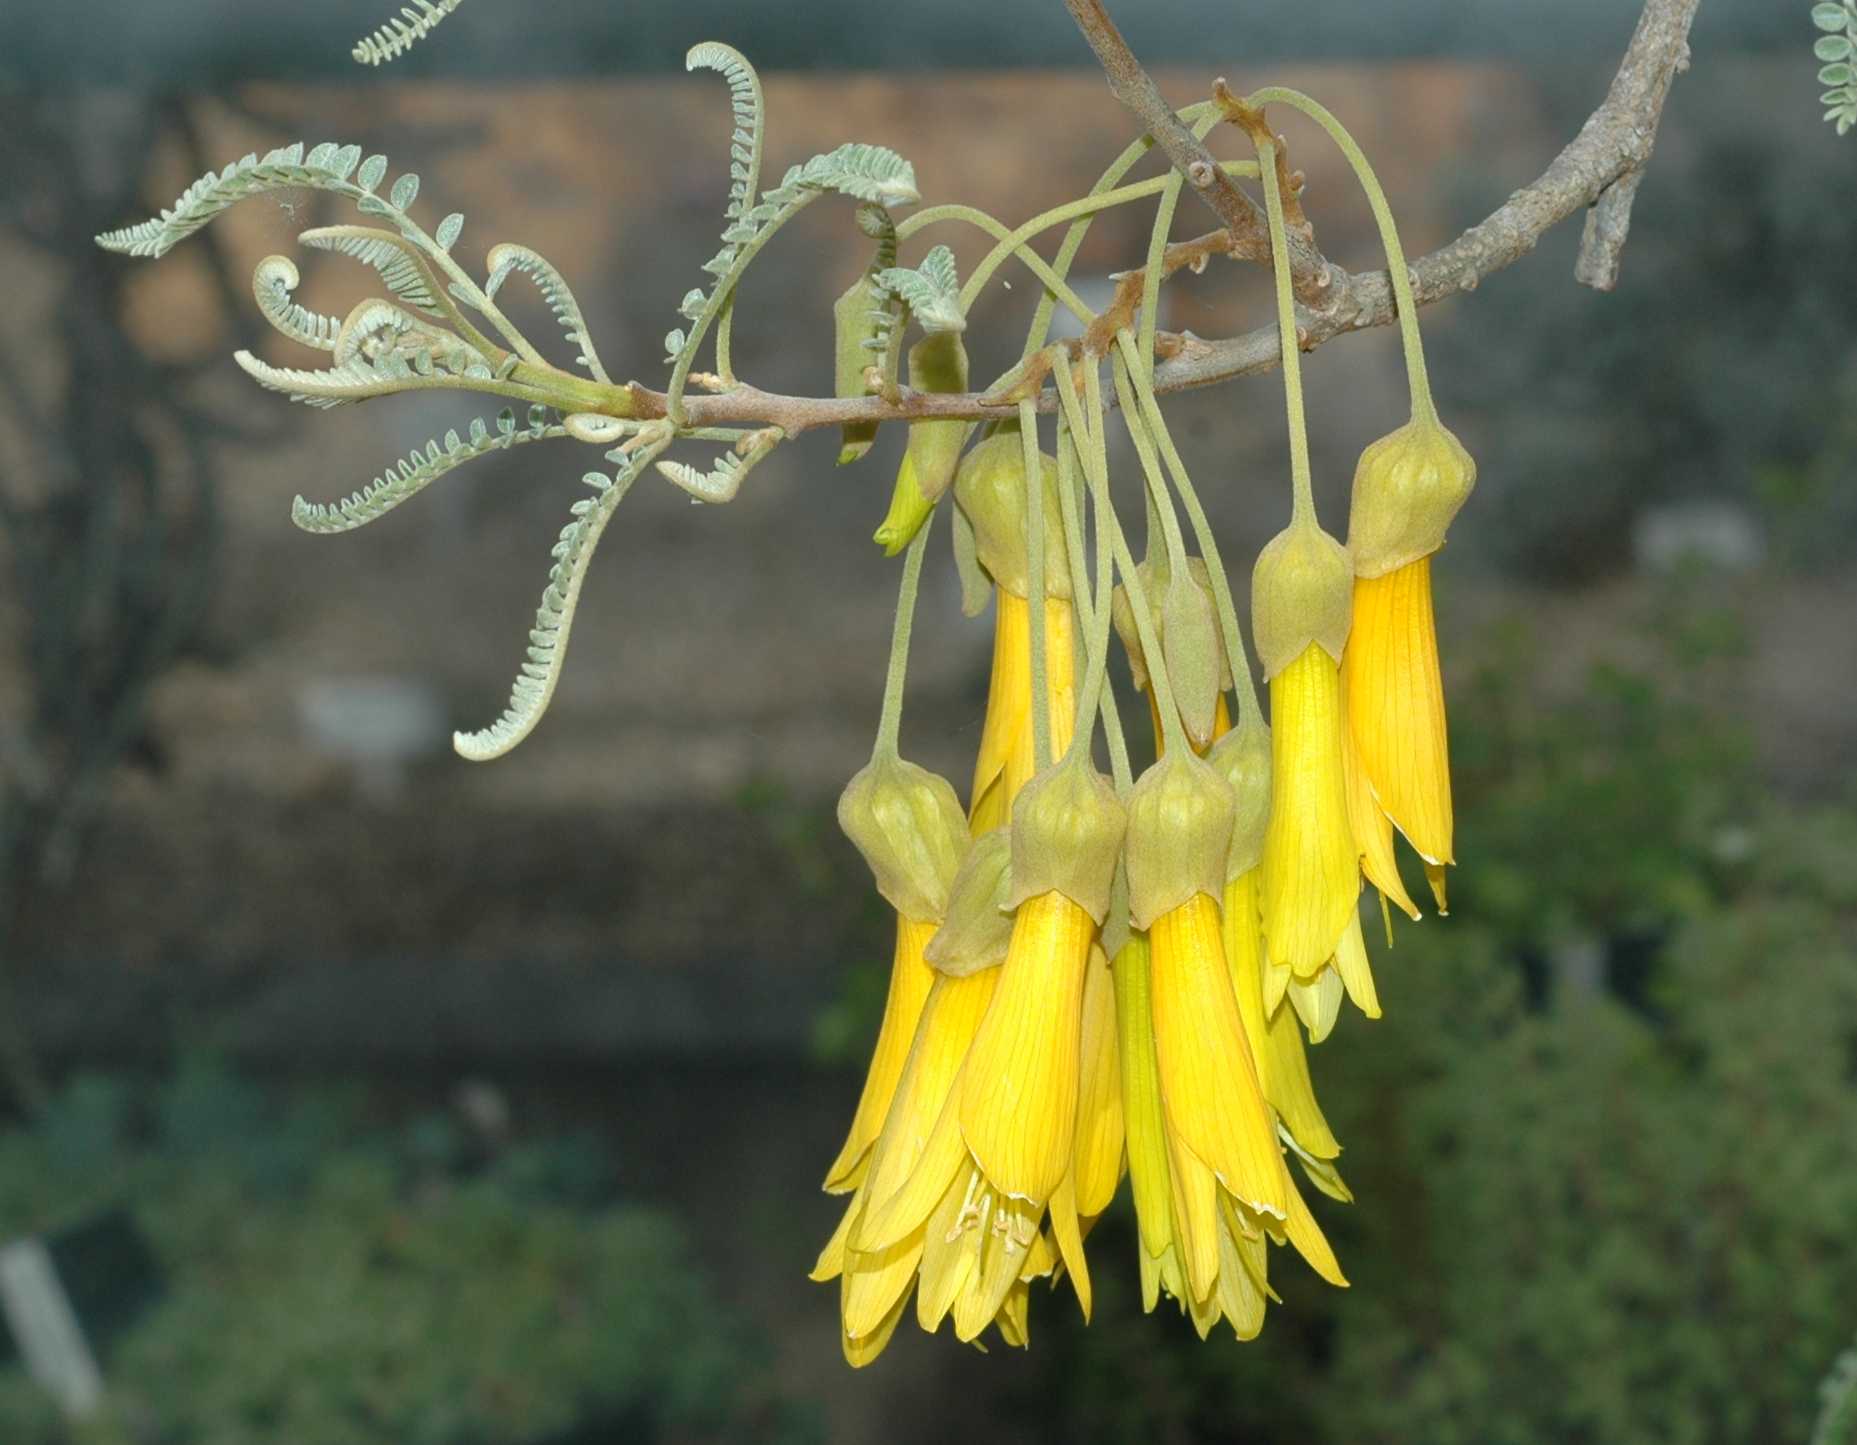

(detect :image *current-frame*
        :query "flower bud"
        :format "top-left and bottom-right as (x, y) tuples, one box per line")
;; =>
(872, 450), (934, 557)
(952, 431), (1072, 601)
(904, 332), (970, 504)
(832, 271), (890, 466)
(837, 752), (968, 922)
(923, 828), (1014, 977)
(1206, 711), (1272, 882)
(1346, 414), (1477, 578)
(1110, 558), (1232, 717)
(1123, 749), (1236, 929)
(1006, 754), (1126, 923)
(1251, 520), (1352, 680)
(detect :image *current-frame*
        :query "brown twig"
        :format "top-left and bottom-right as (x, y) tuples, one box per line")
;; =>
(1060, 0), (1332, 304)
(479, 0), (1700, 437)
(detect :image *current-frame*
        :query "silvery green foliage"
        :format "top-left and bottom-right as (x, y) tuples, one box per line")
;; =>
(670, 139), (920, 375)
(855, 203), (906, 359)
(484, 244), (611, 382)
(353, 0), (467, 67)
(656, 430), (783, 505)
(299, 226), (447, 318)
(878, 245), (964, 334)
(293, 410), (566, 534)
(688, 42), (767, 242)
(453, 442), (660, 762)
(253, 256), (342, 352)
(1814, 1334), (1857, 1445)
(96, 143), (361, 258)
(1815, 2), (1857, 134)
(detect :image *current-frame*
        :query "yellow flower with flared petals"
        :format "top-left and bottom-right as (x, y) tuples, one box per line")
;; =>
(1343, 556), (1453, 909)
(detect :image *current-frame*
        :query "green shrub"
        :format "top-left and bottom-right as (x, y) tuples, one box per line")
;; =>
(0, 1059), (807, 1445)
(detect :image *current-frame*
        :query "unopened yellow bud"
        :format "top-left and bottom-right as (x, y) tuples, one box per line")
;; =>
(1346, 414), (1477, 578)
(1123, 750), (1236, 929)
(1006, 754), (1126, 923)
(1206, 711), (1272, 882)
(923, 828), (1014, 977)
(872, 450), (934, 556)
(1251, 520), (1353, 679)
(836, 751), (967, 922)
(951, 431), (1071, 601)
(904, 332), (970, 503)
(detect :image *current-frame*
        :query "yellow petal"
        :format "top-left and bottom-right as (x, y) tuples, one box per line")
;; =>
(1111, 933), (1177, 1266)
(1048, 1172), (1092, 1322)
(1342, 556), (1455, 869)
(958, 891), (1093, 1207)
(1288, 965), (1344, 1044)
(970, 590), (1076, 834)
(857, 1089), (968, 1254)
(1280, 1171), (1349, 1288)
(1340, 663), (1423, 923)
(1214, 1211), (1268, 1341)
(916, 1165), (979, 1333)
(855, 968), (997, 1248)
(842, 1230), (925, 1341)
(995, 1280), (1031, 1350)
(810, 1177), (860, 1282)
(1071, 943), (1125, 1218)
(842, 1281), (909, 1369)
(824, 915), (941, 1192)
(1224, 870), (1341, 1161)
(1333, 908), (1382, 1019)
(1263, 957), (1292, 1019)
(1260, 643), (1361, 976)
(1150, 893), (1287, 1218)
(1166, 1130), (1223, 1305)
(952, 1194), (1038, 1343)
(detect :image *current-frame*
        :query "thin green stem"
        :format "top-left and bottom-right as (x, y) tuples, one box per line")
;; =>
(668, 191), (821, 424)
(1109, 343), (1188, 579)
(1256, 138), (1317, 528)
(1020, 400), (1052, 776)
(1136, 112), (1227, 385)
(1112, 329), (1263, 729)
(873, 510), (934, 757)
(1247, 87), (1435, 421)
(1022, 100), (1220, 359)
(1055, 355), (1186, 761)
(895, 204), (1100, 331)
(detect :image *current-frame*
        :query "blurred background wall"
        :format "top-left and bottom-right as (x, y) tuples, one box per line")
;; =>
(0, 2), (1852, 1443)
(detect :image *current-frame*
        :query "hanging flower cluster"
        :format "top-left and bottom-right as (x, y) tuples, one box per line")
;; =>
(814, 88), (1476, 1365)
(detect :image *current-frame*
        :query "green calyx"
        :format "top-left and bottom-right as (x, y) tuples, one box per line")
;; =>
(1205, 710), (1272, 882)
(1006, 752), (1126, 924)
(923, 828), (1015, 977)
(952, 430), (1072, 601)
(836, 751), (967, 922)
(1346, 414), (1478, 578)
(1251, 519), (1352, 679)
(1123, 748), (1236, 929)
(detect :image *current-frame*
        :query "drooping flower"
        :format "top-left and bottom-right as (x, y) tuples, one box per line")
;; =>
(1252, 521), (1361, 981)
(1343, 415), (1477, 911)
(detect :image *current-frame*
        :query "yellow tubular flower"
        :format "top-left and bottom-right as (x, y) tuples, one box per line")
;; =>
(1223, 868), (1340, 1161)
(1342, 556), (1453, 889)
(1114, 933), (1189, 1312)
(959, 890), (1094, 1208)
(1150, 893), (1288, 1222)
(970, 589), (1076, 833)
(1260, 643), (1360, 977)
(823, 915), (940, 1193)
